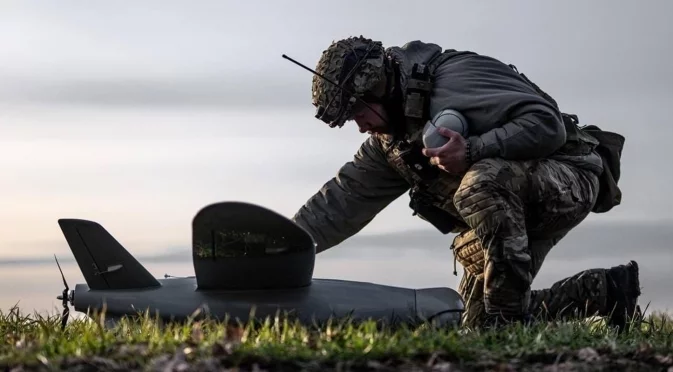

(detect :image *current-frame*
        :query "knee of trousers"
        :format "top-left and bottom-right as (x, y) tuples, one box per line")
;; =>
(452, 158), (526, 234)
(452, 159), (532, 287)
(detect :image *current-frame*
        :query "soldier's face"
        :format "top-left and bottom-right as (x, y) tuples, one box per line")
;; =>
(352, 102), (389, 134)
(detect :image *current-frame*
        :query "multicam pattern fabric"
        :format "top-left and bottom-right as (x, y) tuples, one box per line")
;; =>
(450, 156), (602, 326)
(381, 138), (465, 227)
(311, 36), (387, 127)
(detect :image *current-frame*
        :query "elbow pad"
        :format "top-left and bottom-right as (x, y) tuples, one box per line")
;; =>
(422, 109), (469, 148)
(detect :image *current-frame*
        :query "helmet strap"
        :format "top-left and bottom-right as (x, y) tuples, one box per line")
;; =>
(382, 61), (406, 140)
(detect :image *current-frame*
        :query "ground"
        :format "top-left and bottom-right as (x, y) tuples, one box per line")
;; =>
(1, 305), (672, 371)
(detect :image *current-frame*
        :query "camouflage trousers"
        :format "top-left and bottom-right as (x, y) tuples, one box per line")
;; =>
(450, 157), (610, 327)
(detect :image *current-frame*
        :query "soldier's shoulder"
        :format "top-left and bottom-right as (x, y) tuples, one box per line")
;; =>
(351, 134), (393, 163)
(368, 133), (395, 151)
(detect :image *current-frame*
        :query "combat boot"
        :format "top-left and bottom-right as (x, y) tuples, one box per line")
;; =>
(605, 260), (641, 332)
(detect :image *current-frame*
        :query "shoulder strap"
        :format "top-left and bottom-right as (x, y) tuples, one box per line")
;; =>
(402, 50), (458, 140)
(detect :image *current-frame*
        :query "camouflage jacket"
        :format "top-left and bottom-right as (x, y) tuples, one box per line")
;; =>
(292, 41), (604, 253)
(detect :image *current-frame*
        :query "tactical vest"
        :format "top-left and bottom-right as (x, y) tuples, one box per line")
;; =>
(376, 50), (471, 236)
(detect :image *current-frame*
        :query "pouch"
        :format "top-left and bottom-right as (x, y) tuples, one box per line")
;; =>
(450, 229), (485, 279)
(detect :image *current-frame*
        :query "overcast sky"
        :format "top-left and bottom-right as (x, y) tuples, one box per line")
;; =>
(1, 1), (672, 313)
(1, 1), (671, 107)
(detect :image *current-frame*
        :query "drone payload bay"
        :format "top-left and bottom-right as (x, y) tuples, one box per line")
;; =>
(54, 201), (465, 328)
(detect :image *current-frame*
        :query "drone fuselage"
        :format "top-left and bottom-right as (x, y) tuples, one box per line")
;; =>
(72, 276), (464, 327)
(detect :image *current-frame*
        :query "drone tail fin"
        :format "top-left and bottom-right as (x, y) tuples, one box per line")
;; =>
(58, 219), (161, 290)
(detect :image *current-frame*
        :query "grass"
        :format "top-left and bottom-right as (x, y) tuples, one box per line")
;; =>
(1, 305), (672, 371)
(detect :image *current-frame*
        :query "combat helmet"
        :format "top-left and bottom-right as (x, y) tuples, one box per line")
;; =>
(311, 36), (389, 128)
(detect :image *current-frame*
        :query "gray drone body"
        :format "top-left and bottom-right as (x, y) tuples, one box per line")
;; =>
(56, 201), (465, 328)
(422, 109), (469, 148)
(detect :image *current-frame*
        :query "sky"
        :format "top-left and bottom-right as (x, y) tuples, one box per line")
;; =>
(1, 1), (672, 314)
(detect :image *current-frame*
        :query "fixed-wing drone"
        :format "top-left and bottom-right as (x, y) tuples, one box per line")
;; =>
(54, 201), (465, 328)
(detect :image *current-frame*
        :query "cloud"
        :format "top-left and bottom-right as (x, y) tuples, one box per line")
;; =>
(7, 219), (670, 263)
(0, 76), (308, 109)
(1, 1), (671, 108)
(327, 220), (673, 257)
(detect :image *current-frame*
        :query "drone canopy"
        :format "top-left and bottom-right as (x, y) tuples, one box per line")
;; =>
(191, 201), (317, 290)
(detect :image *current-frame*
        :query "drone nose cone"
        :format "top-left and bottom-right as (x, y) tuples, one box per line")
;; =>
(57, 290), (74, 303)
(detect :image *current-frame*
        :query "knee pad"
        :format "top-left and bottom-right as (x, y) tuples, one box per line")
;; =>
(453, 159), (503, 212)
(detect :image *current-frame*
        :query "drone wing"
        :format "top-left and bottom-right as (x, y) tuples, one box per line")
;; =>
(57, 219), (161, 290)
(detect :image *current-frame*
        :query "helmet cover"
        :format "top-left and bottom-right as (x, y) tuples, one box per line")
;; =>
(311, 36), (387, 128)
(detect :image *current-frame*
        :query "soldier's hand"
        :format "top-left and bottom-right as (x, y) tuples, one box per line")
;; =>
(422, 127), (469, 174)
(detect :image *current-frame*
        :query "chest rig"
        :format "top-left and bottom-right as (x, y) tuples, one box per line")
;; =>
(379, 51), (469, 235)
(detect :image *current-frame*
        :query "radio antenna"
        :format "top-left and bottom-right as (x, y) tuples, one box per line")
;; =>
(281, 54), (388, 125)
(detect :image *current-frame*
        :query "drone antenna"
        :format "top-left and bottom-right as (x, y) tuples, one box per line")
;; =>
(281, 54), (389, 125)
